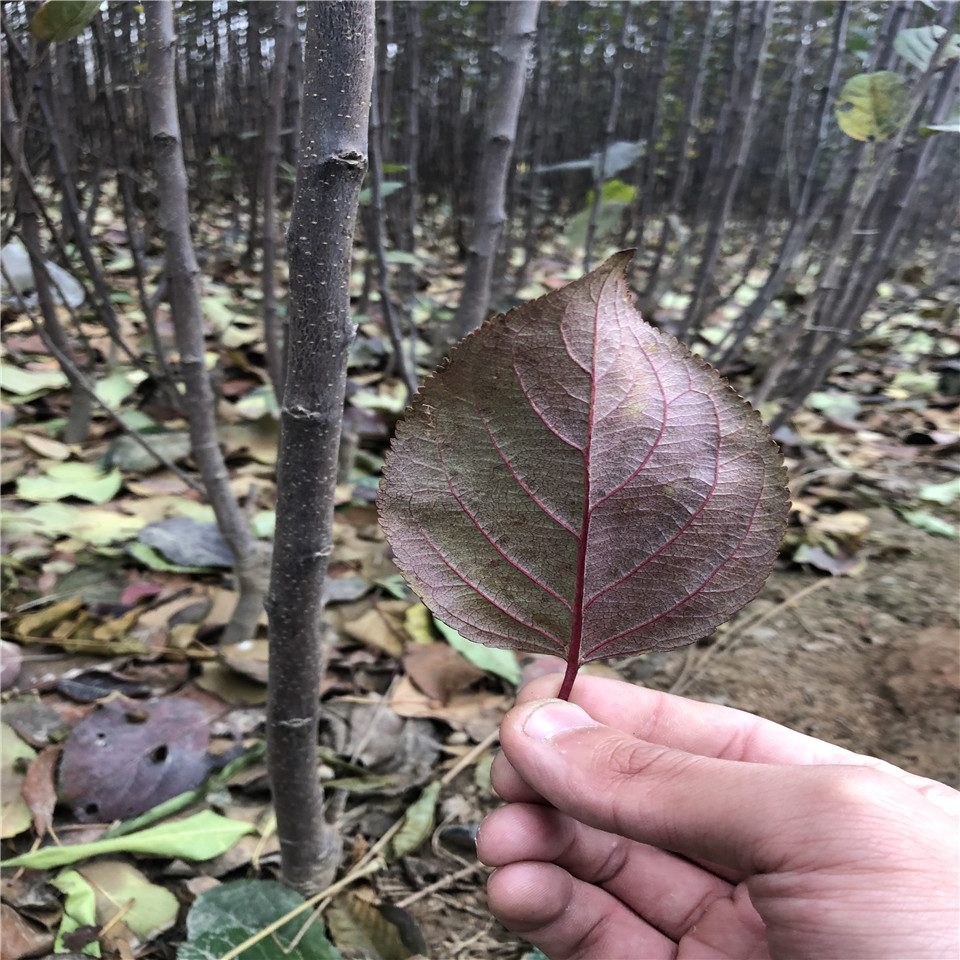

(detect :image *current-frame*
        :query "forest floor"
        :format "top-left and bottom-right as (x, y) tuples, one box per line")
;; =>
(1, 239), (957, 959)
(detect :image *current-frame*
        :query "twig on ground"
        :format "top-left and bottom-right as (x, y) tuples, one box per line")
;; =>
(396, 860), (485, 909)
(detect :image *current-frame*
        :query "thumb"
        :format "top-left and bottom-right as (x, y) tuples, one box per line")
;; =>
(497, 698), (906, 876)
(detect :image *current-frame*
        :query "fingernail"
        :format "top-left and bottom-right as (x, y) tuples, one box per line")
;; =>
(522, 700), (601, 741)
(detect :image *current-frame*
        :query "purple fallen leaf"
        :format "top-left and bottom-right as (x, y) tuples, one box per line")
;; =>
(379, 251), (789, 699)
(58, 697), (217, 822)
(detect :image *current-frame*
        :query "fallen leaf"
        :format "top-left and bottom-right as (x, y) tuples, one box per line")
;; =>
(54, 861), (179, 947)
(221, 640), (269, 685)
(0, 810), (257, 870)
(390, 780), (441, 859)
(1, 723), (36, 838)
(178, 879), (342, 960)
(17, 462), (123, 505)
(403, 643), (485, 703)
(22, 745), (61, 838)
(58, 697), (217, 822)
(0, 902), (55, 960)
(327, 892), (423, 959)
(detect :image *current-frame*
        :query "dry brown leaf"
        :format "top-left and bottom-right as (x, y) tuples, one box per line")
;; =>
(21, 745), (61, 839)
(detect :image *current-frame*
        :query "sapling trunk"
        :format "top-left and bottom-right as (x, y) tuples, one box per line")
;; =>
(451, 1), (539, 340)
(265, 0), (375, 895)
(142, 1), (267, 648)
(261, 0), (297, 401)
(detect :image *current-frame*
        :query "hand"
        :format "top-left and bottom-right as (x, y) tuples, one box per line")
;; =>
(478, 673), (959, 959)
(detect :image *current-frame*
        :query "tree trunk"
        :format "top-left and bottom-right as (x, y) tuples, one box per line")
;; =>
(677, 1), (772, 344)
(265, 0), (375, 895)
(368, 68), (418, 398)
(261, 0), (297, 401)
(583, 2), (631, 273)
(451, 0), (539, 340)
(643, 3), (714, 299)
(142, 1), (266, 648)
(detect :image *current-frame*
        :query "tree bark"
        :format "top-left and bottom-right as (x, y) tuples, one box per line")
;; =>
(142, 1), (266, 648)
(583, 2), (631, 273)
(451, 0), (539, 340)
(643, 3), (714, 299)
(261, 0), (297, 401)
(265, 0), (375, 895)
(368, 68), (418, 398)
(677, 1), (772, 344)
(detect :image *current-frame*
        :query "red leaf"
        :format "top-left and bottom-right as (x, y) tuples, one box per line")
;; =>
(379, 252), (788, 698)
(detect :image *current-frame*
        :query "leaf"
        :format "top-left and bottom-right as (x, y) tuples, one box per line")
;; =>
(902, 510), (958, 538)
(57, 697), (216, 822)
(379, 252), (788, 698)
(434, 618), (521, 685)
(0, 363), (69, 395)
(53, 861), (179, 949)
(94, 369), (144, 408)
(126, 541), (215, 574)
(1, 723), (36, 838)
(893, 25), (960, 73)
(835, 72), (910, 142)
(2, 502), (144, 547)
(921, 114), (960, 135)
(50, 868), (99, 957)
(29, 0), (100, 41)
(0, 810), (255, 869)
(917, 477), (960, 506)
(178, 879), (342, 960)
(390, 780), (441, 860)
(17, 462), (123, 505)
(326, 893), (423, 959)
(137, 517), (234, 568)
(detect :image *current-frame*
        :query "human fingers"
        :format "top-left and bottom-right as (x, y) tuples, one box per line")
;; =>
(478, 801), (733, 943)
(517, 673), (871, 764)
(516, 673), (960, 805)
(498, 697), (955, 877)
(493, 670), (862, 807)
(486, 860), (676, 960)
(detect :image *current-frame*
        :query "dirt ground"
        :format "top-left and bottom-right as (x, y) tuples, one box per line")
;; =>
(395, 502), (959, 960)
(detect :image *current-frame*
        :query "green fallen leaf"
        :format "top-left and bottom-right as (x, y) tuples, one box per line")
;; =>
(54, 861), (179, 953)
(179, 880), (342, 960)
(2, 502), (144, 547)
(51, 868), (99, 957)
(0, 810), (255, 869)
(390, 780), (441, 860)
(125, 541), (216, 574)
(917, 478), (960, 506)
(0, 363), (69, 395)
(95, 369), (145, 408)
(435, 618), (521, 685)
(1, 723), (36, 839)
(17, 462), (123, 505)
(901, 511), (958, 538)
